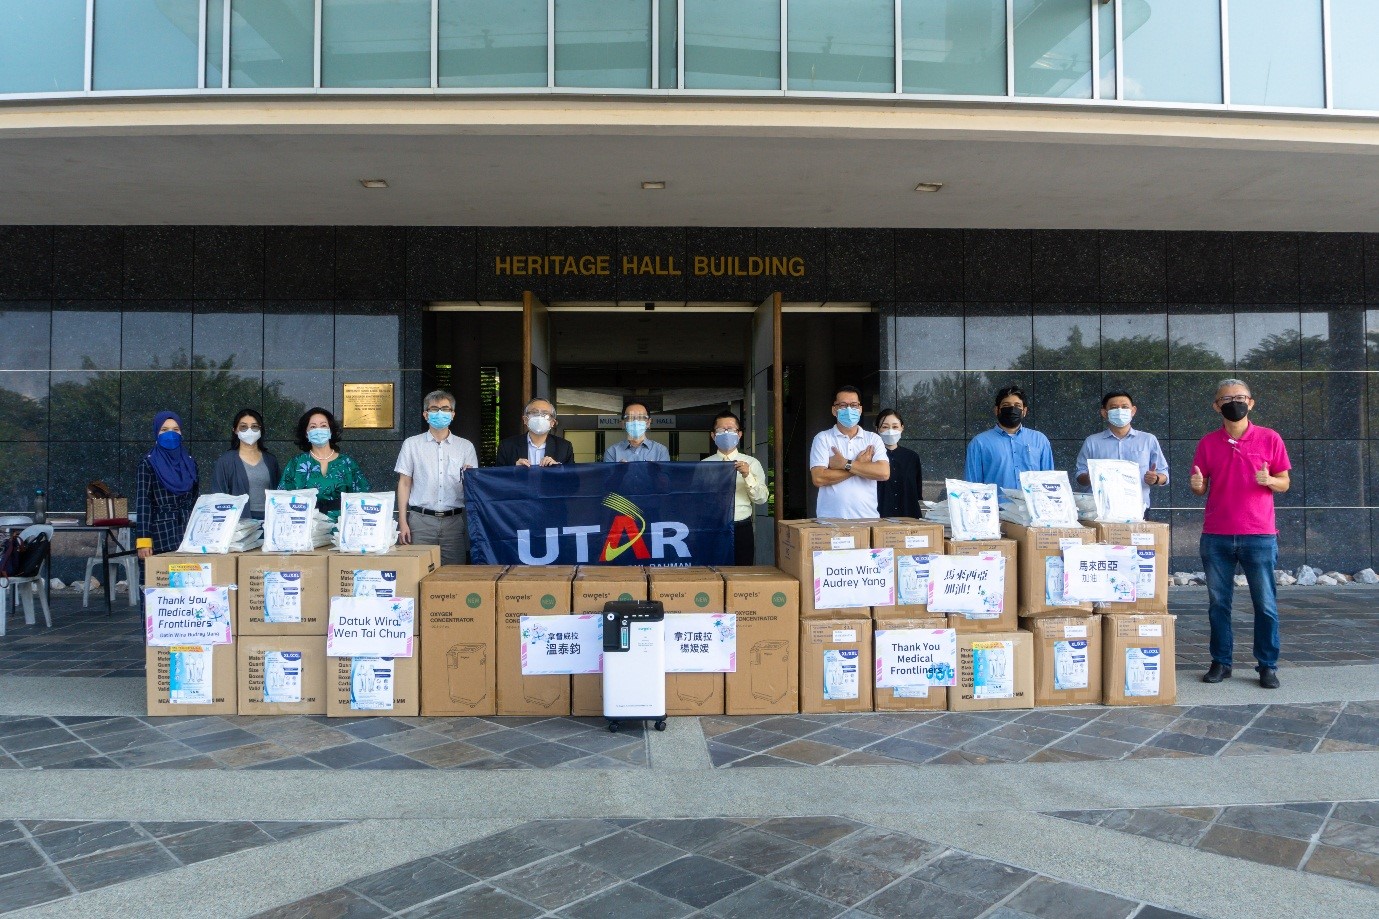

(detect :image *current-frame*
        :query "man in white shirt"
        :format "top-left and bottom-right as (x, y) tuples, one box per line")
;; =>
(809, 386), (889, 518)
(701, 409), (768, 564)
(395, 389), (478, 565)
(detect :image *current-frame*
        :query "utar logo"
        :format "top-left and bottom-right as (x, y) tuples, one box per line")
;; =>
(516, 493), (691, 565)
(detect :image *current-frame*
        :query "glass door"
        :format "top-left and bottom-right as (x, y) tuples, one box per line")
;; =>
(522, 291), (552, 405)
(748, 292), (784, 560)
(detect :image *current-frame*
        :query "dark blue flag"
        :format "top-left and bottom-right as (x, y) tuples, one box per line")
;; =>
(464, 461), (738, 566)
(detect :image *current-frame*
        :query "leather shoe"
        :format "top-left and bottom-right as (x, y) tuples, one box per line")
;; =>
(1259, 668), (1280, 689)
(1203, 662), (1232, 683)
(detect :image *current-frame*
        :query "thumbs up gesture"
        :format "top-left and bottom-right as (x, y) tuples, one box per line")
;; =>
(1256, 462), (1272, 487)
(1143, 462), (1159, 486)
(1189, 465), (1205, 491)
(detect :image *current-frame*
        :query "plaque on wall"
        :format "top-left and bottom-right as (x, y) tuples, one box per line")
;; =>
(342, 383), (395, 429)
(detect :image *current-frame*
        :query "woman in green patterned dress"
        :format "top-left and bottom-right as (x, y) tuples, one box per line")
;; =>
(278, 407), (370, 519)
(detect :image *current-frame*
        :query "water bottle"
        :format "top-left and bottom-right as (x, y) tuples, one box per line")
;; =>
(32, 489), (46, 525)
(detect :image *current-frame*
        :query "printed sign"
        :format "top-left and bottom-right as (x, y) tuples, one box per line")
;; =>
(897, 554), (934, 606)
(823, 649), (860, 700)
(168, 645), (214, 704)
(519, 614), (604, 675)
(352, 569), (397, 598)
(971, 640), (1014, 699)
(874, 628), (957, 688)
(927, 554), (1005, 618)
(1125, 647), (1162, 697)
(263, 571), (303, 624)
(263, 651), (303, 703)
(145, 587), (233, 646)
(167, 563), (213, 588)
(350, 657), (396, 709)
(1062, 544), (1138, 604)
(1136, 549), (1157, 599)
(1053, 640), (1090, 690)
(326, 597), (415, 657)
(904, 534), (930, 549)
(664, 614), (737, 673)
(812, 548), (895, 609)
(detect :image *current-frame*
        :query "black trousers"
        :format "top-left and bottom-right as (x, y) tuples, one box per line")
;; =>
(734, 518), (755, 566)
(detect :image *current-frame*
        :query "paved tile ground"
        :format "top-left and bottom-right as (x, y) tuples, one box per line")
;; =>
(0, 714), (649, 771)
(1049, 800), (1379, 889)
(0, 819), (345, 914)
(0, 601), (145, 678)
(252, 817), (1200, 919)
(703, 700), (1379, 768)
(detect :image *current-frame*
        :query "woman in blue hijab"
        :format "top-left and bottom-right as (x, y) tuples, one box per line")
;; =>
(135, 411), (200, 558)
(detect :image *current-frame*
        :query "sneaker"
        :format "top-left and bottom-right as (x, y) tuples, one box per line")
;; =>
(1202, 662), (1232, 683)
(1259, 668), (1280, 689)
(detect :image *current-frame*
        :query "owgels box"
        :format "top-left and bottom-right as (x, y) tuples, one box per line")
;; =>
(722, 567), (799, 715)
(496, 567), (575, 716)
(571, 567), (647, 717)
(650, 567), (727, 716)
(419, 566), (506, 716)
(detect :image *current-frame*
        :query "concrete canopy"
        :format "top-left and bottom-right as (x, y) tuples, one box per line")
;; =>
(1, 97), (1378, 230)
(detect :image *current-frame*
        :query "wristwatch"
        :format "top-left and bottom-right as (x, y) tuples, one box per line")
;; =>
(844, 460), (853, 473)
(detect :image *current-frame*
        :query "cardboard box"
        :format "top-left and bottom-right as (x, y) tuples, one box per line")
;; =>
(145, 643), (237, 716)
(947, 630), (1034, 712)
(143, 553), (239, 630)
(237, 634), (328, 715)
(873, 616), (948, 712)
(571, 568), (648, 717)
(650, 567), (726, 716)
(237, 551), (329, 635)
(327, 552), (433, 601)
(1089, 521), (1171, 613)
(1103, 613), (1178, 705)
(871, 520), (947, 619)
(1022, 615), (1102, 707)
(778, 520), (874, 618)
(392, 542), (441, 570)
(326, 641), (421, 717)
(1000, 522), (1096, 618)
(800, 615), (874, 714)
(419, 565), (506, 716)
(496, 567), (573, 716)
(722, 567), (799, 715)
(941, 539), (1019, 633)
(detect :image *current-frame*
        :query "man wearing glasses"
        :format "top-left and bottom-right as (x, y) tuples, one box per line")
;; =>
(603, 401), (670, 462)
(1191, 378), (1291, 690)
(809, 386), (889, 518)
(497, 398), (575, 467)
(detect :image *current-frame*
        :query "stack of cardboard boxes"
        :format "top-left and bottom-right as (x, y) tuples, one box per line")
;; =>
(236, 550), (330, 716)
(495, 565), (575, 716)
(651, 567), (726, 716)
(722, 566), (799, 715)
(418, 565), (506, 716)
(871, 519), (951, 713)
(144, 554), (240, 716)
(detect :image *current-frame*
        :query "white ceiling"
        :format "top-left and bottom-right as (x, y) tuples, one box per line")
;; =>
(1, 98), (1378, 230)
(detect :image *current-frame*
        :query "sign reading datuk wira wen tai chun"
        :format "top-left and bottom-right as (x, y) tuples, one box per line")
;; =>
(463, 462), (737, 567)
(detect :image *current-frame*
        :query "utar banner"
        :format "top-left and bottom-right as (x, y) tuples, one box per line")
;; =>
(464, 462), (737, 566)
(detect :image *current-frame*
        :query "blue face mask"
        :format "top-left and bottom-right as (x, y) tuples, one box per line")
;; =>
(156, 430), (182, 450)
(713, 431), (740, 451)
(307, 428), (332, 447)
(1106, 408), (1133, 428)
(427, 410), (454, 430)
(837, 407), (862, 428)
(625, 420), (649, 440)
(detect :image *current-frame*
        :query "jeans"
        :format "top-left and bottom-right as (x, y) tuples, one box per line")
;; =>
(1200, 533), (1280, 670)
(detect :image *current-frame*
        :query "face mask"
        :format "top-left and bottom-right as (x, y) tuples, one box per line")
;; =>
(625, 420), (649, 440)
(527, 415), (552, 436)
(237, 429), (262, 446)
(427, 410), (454, 430)
(156, 430), (182, 450)
(713, 431), (740, 451)
(307, 428), (331, 447)
(836, 407), (862, 428)
(880, 430), (902, 446)
(1106, 408), (1133, 428)
(998, 406), (1024, 428)
(1220, 401), (1249, 423)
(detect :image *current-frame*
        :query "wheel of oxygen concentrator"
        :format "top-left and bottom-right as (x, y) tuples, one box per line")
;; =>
(655, 719), (667, 732)
(607, 720), (620, 733)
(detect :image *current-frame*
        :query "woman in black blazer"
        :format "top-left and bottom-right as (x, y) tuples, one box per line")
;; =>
(212, 408), (282, 519)
(495, 398), (576, 466)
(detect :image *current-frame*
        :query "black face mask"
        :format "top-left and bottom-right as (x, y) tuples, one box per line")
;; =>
(998, 406), (1024, 428)
(1220, 401), (1249, 422)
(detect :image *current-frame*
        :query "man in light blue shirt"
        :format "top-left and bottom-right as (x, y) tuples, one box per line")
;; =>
(1075, 390), (1169, 507)
(603, 401), (671, 462)
(964, 385), (1054, 491)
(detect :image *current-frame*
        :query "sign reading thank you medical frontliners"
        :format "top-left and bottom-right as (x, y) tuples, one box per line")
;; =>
(464, 462), (736, 567)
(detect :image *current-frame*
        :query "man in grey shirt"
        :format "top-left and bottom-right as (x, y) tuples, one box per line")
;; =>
(603, 401), (670, 462)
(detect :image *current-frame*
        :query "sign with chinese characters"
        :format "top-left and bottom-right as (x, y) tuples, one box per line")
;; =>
(519, 614), (604, 675)
(926, 554), (1005, 618)
(664, 614), (737, 673)
(342, 382), (395, 429)
(1062, 544), (1138, 604)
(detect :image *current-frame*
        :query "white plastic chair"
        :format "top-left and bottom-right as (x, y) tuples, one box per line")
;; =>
(1, 524), (53, 636)
(81, 527), (138, 608)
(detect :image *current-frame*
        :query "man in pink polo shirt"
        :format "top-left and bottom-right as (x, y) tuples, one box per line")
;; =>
(1190, 378), (1291, 689)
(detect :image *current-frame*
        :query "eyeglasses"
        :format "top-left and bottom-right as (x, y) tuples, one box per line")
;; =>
(236, 425), (261, 432)
(428, 406), (454, 413)
(624, 414), (650, 422)
(525, 410), (554, 419)
(1215, 396), (1249, 405)
(833, 402), (862, 410)
(712, 429), (738, 436)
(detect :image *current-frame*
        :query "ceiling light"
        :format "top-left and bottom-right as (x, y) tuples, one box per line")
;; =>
(641, 181), (666, 190)
(914, 182), (944, 193)
(360, 179), (389, 189)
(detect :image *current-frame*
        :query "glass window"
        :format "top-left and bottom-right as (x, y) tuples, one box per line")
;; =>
(207, 0), (224, 87)
(1330, 1), (1379, 110)
(788, 0), (894, 93)
(0, 0), (86, 94)
(555, 0), (652, 89)
(322, 0), (431, 88)
(1013, 0), (1091, 98)
(658, 0), (677, 88)
(439, 0), (547, 88)
(1228, 0), (1323, 108)
(93, 0), (200, 90)
(902, 0), (1004, 96)
(1120, 0), (1221, 103)
(685, 0), (780, 90)
(1097, 0), (1114, 99)
(232, 0), (315, 87)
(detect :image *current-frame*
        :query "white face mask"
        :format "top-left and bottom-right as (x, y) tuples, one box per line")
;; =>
(879, 430), (902, 446)
(527, 415), (552, 436)
(237, 429), (262, 446)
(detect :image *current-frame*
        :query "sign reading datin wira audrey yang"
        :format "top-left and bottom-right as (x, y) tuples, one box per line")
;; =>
(812, 548), (895, 609)
(145, 587), (233, 646)
(326, 596), (415, 658)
